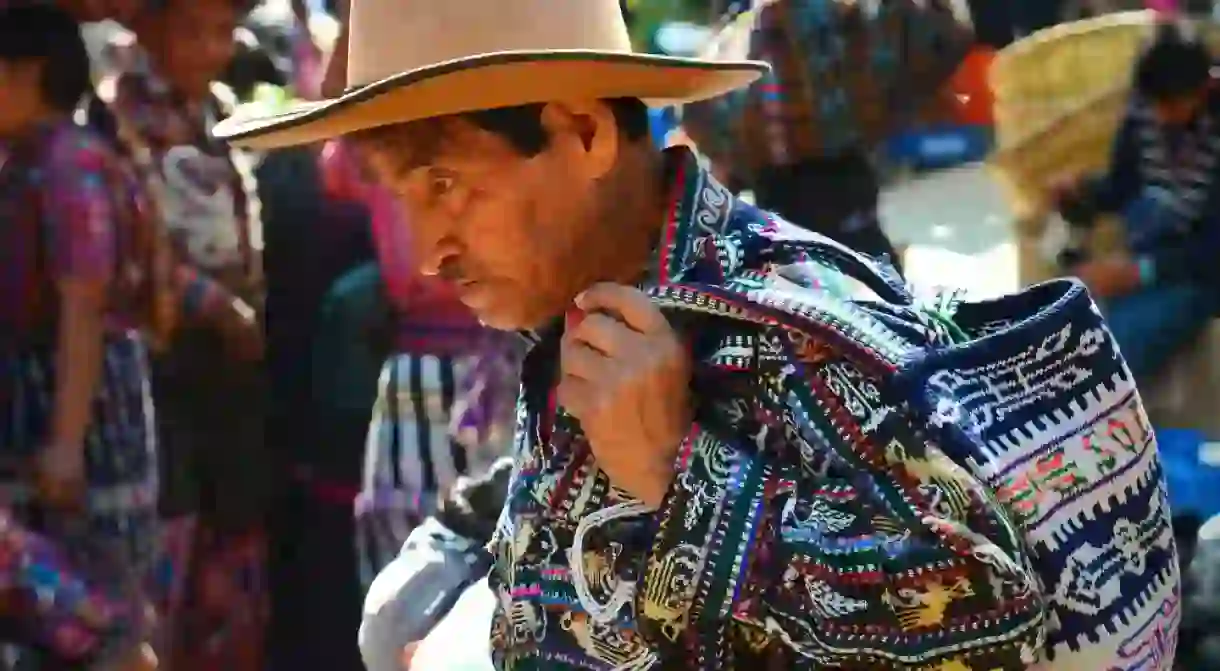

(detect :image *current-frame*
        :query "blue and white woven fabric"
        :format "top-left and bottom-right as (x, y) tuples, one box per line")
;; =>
(901, 283), (1181, 670)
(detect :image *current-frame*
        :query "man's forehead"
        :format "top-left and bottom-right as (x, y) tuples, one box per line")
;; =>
(352, 118), (450, 173)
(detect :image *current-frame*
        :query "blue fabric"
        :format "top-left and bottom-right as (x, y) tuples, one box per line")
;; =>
(647, 107), (676, 147)
(1157, 428), (1220, 518)
(1123, 187), (1191, 255)
(898, 278), (1179, 662)
(1105, 284), (1216, 379)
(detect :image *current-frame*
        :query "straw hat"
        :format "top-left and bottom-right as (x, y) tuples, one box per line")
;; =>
(213, 0), (769, 150)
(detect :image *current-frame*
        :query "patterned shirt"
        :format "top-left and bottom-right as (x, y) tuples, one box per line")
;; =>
(1086, 84), (1220, 285)
(488, 147), (1180, 669)
(0, 119), (160, 339)
(684, 0), (972, 174)
(106, 48), (263, 309)
(0, 510), (143, 665)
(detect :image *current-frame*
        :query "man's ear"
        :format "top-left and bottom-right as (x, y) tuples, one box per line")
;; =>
(538, 100), (619, 181)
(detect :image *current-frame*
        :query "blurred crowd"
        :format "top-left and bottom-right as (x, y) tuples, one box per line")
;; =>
(1, 0), (522, 669)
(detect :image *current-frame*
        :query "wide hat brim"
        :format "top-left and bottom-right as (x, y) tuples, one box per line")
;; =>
(213, 50), (768, 150)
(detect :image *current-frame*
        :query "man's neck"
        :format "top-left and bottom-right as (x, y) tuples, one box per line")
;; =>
(599, 147), (670, 287)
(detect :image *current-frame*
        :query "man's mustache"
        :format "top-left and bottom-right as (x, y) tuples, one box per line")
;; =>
(437, 261), (467, 284)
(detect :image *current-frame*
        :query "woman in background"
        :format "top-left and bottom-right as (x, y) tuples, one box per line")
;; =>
(0, 4), (165, 668)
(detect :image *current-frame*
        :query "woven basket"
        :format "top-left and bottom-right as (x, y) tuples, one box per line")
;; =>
(989, 87), (1128, 218)
(990, 11), (1156, 147)
(989, 12), (1220, 219)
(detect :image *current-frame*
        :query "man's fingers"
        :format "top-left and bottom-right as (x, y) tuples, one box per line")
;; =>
(556, 375), (598, 419)
(567, 312), (640, 356)
(560, 337), (609, 381)
(575, 283), (668, 334)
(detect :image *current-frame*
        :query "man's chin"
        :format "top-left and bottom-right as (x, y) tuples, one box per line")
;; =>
(471, 303), (559, 333)
(470, 308), (529, 332)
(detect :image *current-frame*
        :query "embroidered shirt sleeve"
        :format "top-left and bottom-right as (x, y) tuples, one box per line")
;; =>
(40, 130), (118, 284)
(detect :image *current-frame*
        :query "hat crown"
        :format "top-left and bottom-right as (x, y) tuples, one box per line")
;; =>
(347, 0), (635, 87)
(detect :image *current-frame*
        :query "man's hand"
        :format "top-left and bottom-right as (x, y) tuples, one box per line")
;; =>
(35, 445), (87, 511)
(1074, 256), (1142, 299)
(558, 283), (692, 508)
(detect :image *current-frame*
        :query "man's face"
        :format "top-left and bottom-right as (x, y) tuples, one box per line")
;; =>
(359, 101), (625, 331)
(1152, 90), (1205, 126)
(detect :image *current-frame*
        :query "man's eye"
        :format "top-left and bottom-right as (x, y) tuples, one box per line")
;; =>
(429, 173), (456, 197)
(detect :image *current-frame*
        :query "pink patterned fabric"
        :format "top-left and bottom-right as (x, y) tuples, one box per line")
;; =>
(0, 509), (142, 664)
(0, 120), (156, 335)
(38, 127), (118, 283)
(318, 139), (485, 354)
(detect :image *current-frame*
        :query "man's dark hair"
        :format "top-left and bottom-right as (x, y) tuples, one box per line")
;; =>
(461, 97), (651, 155)
(1135, 19), (1213, 101)
(348, 97), (652, 176)
(0, 3), (92, 113)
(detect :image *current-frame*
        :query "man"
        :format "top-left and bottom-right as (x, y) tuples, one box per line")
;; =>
(215, 0), (1179, 668)
(1054, 18), (1220, 379)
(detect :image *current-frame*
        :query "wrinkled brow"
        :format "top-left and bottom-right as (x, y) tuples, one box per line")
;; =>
(348, 118), (449, 177)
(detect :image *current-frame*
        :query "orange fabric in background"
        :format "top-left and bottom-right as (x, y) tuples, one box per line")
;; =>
(946, 47), (996, 126)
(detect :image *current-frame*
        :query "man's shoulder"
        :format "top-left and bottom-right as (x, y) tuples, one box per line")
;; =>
(721, 203), (904, 298)
(678, 202), (919, 374)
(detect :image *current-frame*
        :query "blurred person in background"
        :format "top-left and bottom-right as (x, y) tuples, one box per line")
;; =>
(222, 26), (288, 102)
(359, 458), (512, 671)
(684, 0), (975, 273)
(1052, 18), (1220, 379)
(0, 5), (167, 668)
(115, 0), (269, 668)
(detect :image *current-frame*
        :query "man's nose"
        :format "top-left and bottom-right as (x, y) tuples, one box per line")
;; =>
(418, 239), (462, 278)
